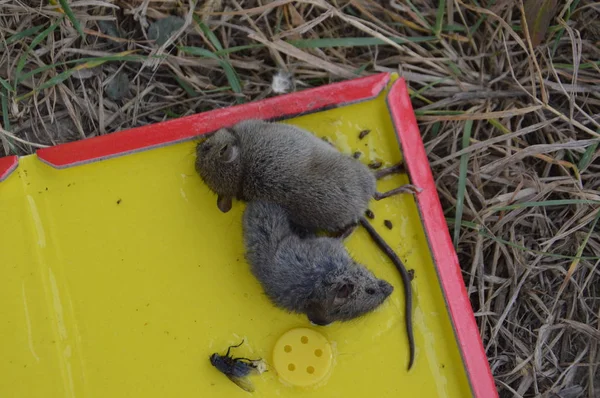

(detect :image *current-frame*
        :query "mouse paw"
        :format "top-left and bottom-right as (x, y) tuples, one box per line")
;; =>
(374, 184), (422, 200)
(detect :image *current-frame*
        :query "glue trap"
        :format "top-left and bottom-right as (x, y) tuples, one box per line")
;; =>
(0, 73), (496, 397)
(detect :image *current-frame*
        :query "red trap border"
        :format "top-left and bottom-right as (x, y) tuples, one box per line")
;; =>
(0, 155), (18, 182)
(0, 73), (497, 397)
(387, 80), (496, 398)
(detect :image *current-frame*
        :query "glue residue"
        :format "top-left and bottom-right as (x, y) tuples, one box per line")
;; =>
(27, 195), (46, 248)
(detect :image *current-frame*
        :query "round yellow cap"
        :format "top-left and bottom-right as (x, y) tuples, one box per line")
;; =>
(272, 328), (333, 387)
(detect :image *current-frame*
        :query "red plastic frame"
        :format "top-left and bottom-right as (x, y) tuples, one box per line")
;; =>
(0, 73), (496, 397)
(35, 73), (390, 168)
(0, 155), (17, 182)
(387, 80), (497, 398)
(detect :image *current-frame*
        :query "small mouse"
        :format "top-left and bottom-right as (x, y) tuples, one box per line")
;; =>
(195, 119), (417, 369)
(194, 119), (418, 232)
(243, 201), (394, 326)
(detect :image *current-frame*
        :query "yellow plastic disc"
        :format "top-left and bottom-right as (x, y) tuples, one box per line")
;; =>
(272, 328), (333, 387)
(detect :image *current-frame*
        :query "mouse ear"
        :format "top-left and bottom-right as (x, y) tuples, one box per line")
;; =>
(219, 143), (239, 163)
(333, 282), (354, 305)
(217, 195), (233, 213)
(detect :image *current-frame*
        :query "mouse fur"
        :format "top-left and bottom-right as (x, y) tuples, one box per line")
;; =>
(243, 201), (393, 325)
(195, 119), (376, 232)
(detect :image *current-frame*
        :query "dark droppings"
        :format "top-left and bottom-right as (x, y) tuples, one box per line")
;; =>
(353, 151), (362, 159)
(368, 160), (383, 169)
(117, 199), (122, 205)
(365, 209), (375, 219)
(358, 129), (371, 139)
(384, 220), (393, 229)
(408, 269), (415, 281)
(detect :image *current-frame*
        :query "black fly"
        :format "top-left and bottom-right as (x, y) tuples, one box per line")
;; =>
(209, 340), (265, 393)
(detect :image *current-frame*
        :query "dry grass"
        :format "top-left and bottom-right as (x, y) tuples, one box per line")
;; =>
(1, 0), (600, 396)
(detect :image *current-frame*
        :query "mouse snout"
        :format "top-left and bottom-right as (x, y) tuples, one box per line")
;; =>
(310, 318), (331, 326)
(378, 280), (394, 296)
(307, 314), (331, 326)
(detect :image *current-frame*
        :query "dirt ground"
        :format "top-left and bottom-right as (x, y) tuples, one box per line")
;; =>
(1, 1), (599, 396)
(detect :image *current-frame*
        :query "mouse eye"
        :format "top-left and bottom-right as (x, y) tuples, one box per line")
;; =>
(219, 144), (229, 156)
(365, 288), (376, 295)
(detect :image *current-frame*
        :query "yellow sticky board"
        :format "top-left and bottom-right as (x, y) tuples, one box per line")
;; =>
(0, 86), (471, 397)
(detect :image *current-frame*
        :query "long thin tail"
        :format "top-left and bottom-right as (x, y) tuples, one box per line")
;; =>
(359, 217), (414, 370)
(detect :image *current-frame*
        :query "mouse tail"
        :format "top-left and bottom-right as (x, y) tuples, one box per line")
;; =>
(359, 217), (415, 370)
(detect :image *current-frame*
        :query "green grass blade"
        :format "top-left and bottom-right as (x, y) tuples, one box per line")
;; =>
(488, 119), (510, 134)
(59, 0), (85, 39)
(431, 122), (441, 138)
(15, 52), (135, 101)
(446, 60), (462, 76)
(0, 78), (13, 92)
(16, 69), (75, 101)
(414, 109), (464, 116)
(274, 8), (283, 34)
(434, 0), (446, 36)
(442, 24), (466, 32)
(568, 209), (600, 268)
(179, 46), (243, 103)
(15, 18), (63, 83)
(191, 18), (244, 99)
(551, 0), (581, 56)
(173, 75), (199, 98)
(194, 16), (224, 51)
(0, 88), (16, 154)
(411, 77), (451, 97)
(447, 217), (600, 260)
(0, 25), (45, 49)
(577, 138), (599, 171)
(469, 15), (486, 35)
(30, 18), (63, 49)
(15, 56), (28, 85)
(552, 61), (600, 70)
(163, 108), (182, 118)
(453, 120), (473, 248)
(404, 0), (432, 29)
(288, 36), (436, 48)
(16, 54), (148, 86)
(215, 44), (264, 55)
(490, 199), (600, 212)
(353, 63), (369, 75)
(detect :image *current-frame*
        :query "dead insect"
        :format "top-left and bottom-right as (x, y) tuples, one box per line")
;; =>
(358, 129), (371, 139)
(209, 340), (265, 392)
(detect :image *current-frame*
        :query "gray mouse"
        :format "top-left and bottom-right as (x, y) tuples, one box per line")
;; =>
(243, 200), (393, 326)
(194, 119), (418, 231)
(195, 119), (416, 369)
